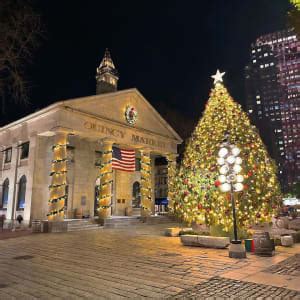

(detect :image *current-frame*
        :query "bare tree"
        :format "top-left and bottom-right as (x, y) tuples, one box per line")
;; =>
(0, 0), (42, 114)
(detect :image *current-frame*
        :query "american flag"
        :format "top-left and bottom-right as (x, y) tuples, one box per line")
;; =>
(112, 147), (136, 172)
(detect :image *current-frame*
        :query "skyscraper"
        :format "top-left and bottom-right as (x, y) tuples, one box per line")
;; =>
(245, 29), (300, 191)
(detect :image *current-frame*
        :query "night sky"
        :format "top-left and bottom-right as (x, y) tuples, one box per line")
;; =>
(4, 0), (291, 138)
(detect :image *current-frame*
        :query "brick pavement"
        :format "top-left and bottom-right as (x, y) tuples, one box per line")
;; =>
(171, 276), (300, 299)
(265, 254), (300, 276)
(0, 223), (299, 299)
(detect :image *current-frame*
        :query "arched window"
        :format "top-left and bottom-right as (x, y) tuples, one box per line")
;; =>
(1, 178), (9, 209)
(132, 181), (141, 208)
(17, 175), (26, 210)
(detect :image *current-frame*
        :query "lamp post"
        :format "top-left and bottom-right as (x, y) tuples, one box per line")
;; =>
(217, 137), (246, 258)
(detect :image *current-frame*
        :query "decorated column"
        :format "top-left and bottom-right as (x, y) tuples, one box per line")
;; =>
(140, 149), (152, 217)
(166, 153), (177, 214)
(48, 131), (68, 221)
(98, 139), (113, 219)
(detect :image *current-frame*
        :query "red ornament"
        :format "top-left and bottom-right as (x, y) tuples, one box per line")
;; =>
(214, 180), (221, 187)
(256, 213), (261, 218)
(183, 191), (189, 196)
(244, 184), (249, 190)
(183, 178), (188, 185)
(248, 171), (253, 177)
(198, 204), (203, 210)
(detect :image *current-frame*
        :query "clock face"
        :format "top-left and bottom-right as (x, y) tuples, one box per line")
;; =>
(125, 105), (138, 125)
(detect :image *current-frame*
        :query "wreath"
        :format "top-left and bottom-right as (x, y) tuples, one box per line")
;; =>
(125, 105), (138, 125)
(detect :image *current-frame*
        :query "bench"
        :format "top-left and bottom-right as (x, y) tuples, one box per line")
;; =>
(181, 235), (230, 249)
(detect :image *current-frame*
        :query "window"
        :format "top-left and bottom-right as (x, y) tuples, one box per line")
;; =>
(1, 178), (9, 209)
(17, 175), (26, 210)
(4, 147), (12, 163)
(20, 142), (29, 160)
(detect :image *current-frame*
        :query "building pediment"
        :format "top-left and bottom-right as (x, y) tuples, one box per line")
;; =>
(62, 89), (182, 143)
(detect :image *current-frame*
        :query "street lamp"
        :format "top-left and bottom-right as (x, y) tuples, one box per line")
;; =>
(217, 137), (246, 258)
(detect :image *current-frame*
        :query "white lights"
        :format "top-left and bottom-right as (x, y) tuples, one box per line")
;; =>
(234, 183), (244, 192)
(217, 157), (225, 165)
(218, 147), (228, 158)
(235, 157), (242, 165)
(233, 164), (242, 174)
(231, 147), (241, 156)
(217, 142), (243, 193)
(218, 175), (227, 183)
(236, 174), (244, 183)
(226, 155), (235, 164)
(220, 165), (229, 175)
(220, 182), (231, 192)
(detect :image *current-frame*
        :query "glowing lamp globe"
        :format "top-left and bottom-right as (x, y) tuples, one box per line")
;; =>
(235, 157), (242, 165)
(233, 164), (242, 174)
(217, 157), (225, 165)
(226, 155), (236, 164)
(218, 147), (228, 158)
(232, 147), (241, 157)
(234, 182), (244, 192)
(218, 174), (227, 183)
(220, 182), (231, 192)
(236, 174), (244, 183)
(220, 165), (229, 175)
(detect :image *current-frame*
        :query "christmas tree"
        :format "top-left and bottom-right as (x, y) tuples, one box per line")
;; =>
(173, 70), (282, 232)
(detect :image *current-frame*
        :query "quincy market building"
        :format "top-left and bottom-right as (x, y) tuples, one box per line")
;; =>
(0, 50), (182, 227)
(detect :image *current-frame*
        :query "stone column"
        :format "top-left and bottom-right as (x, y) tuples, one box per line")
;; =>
(166, 153), (177, 214)
(140, 149), (152, 217)
(98, 139), (114, 219)
(48, 131), (68, 221)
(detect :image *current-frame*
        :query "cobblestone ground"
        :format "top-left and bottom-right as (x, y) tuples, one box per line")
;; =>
(0, 223), (299, 299)
(265, 254), (300, 276)
(171, 276), (300, 299)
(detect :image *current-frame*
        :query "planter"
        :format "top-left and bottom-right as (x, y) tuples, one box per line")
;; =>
(181, 235), (230, 249)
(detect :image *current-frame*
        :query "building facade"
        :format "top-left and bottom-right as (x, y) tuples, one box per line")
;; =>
(0, 50), (182, 225)
(245, 29), (300, 190)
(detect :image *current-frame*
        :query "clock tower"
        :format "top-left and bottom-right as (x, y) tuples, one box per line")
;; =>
(96, 49), (119, 94)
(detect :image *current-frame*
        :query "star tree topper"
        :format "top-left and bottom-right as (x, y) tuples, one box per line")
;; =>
(211, 69), (226, 85)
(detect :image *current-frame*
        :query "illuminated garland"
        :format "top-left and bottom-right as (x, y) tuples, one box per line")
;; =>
(47, 133), (68, 220)
(140, 152), (152, 215)
(167, 155), (177, 213)
(98, 147), (113, 216)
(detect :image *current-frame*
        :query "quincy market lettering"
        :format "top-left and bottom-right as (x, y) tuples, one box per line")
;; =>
(84, 121), (125, 138)
(84, 121), (166, 149)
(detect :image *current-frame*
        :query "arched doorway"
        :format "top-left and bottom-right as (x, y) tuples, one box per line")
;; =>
(132, 181), (141, 208)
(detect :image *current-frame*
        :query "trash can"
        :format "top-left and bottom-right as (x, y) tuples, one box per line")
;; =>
(31, 220), (42, 233)
(245, 239), (255, 252)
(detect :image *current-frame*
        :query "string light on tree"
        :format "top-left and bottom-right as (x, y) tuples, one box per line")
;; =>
(173, 70), (282, 231)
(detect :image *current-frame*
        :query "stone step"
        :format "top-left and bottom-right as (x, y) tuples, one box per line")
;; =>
(67, 224), (102, 232)
(103, 217), (142, 228)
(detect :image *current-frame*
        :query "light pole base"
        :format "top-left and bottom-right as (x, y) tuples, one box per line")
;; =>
(229, 242), (246, 259)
